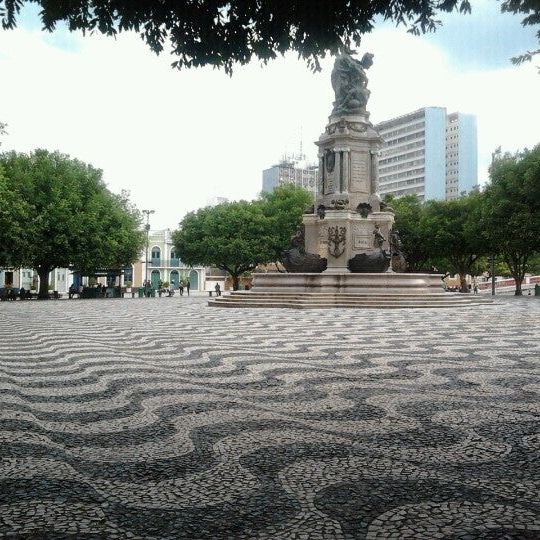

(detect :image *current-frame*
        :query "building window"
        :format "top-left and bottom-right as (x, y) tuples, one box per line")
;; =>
(124, 266), (133, 284)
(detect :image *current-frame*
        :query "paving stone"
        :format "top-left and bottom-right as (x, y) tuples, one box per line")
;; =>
(0, 295), (539, 538)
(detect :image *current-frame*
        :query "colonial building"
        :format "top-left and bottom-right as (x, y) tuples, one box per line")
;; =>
(0, 267), (71, 294)
(1, 229), (210, 293)
(138, 229), (206, 291)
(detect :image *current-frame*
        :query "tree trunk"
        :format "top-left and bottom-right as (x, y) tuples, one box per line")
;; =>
(37, 267), (51, 299)
(514, 277), (523, 296)
(232, 274), (240, 291)
(459, 273), (469, 293)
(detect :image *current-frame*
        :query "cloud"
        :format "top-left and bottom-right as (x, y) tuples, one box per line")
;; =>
(0, 18), (538, 229)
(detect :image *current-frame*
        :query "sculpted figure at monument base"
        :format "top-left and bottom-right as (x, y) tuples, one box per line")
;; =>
(348, 249), (391, 273)
(281, 226), (327, 273)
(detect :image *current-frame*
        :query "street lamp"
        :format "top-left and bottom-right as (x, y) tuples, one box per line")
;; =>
(489, 147), (501, 297)
(142, 209), (155, 288)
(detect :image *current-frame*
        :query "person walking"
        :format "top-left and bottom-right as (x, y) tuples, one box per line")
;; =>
(214, 283), (221, 297)
(179, 283), (184, 296)
(186, 280), (190, 296)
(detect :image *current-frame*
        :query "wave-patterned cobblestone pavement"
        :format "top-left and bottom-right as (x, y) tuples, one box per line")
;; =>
(1, 296), (539, 539)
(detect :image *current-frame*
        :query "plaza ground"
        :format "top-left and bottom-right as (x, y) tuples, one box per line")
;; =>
(0, 296), (539, 539)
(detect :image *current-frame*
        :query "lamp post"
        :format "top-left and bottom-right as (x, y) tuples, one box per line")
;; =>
(489, 147), (501, 296)
(142, 209), (155, 288)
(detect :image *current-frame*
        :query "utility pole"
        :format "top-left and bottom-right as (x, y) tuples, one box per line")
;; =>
(142, 209), (155, 288)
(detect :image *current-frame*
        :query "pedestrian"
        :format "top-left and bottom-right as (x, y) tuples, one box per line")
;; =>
(179, 283), (184, 296)
(68, 283), (77, 299)
(186, 280), (190, 296)
(214, 283), (221, 296)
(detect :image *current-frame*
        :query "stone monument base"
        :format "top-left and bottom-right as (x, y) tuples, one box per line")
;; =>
(208, 273), (493, 309)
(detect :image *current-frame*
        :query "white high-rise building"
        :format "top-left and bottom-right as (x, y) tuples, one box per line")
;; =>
(262, 154), (318, 196)
(375, 107), (477, 201)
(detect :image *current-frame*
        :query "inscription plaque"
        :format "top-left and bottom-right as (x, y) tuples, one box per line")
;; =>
(350, 153), (368, 192)
(353, 235), (372, 250)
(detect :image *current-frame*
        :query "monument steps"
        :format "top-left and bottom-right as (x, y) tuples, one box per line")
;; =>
(209, 292), (492, 309)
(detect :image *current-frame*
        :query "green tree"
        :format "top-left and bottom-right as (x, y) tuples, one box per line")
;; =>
(385, 194), (433, 272)
(172, 186), (311, 290)
(260, 184), (313, 263)
(482, 145), (540, 295)
(173, 200), (273, 291)
(421, 192), (487, 292)
(529, 253), (540, 276)
(0, 149), (145, 298)
(1, 1), (538, 72)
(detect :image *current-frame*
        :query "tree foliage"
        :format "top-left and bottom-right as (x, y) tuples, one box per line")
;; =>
(0, 149), (145, 298)
(385, 194), (433, 272)
(173, 185), (311, 289)
(419, 192), (488, 291)
(482, 145), (540, 295)
(1, 0), (538, 73)
(259, 184), (313, 261)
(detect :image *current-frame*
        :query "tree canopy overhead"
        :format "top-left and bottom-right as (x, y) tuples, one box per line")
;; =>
(1, 0), (538, 72)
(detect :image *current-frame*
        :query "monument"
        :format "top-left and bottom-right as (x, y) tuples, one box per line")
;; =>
(209, 51), (492, 308)
(284, 49), (396, 275)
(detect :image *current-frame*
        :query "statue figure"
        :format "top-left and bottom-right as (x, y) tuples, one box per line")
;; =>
(389, 228), (407, 272)
(330, 198), (349, 210)
(389, 229), (402, 255)
(331, 50), (374, 116)
(373, 224), (385, 249)
(356, 202), (372, 218)
(281, 225), (327, 273)
(316, 204), (326, 219)
(290, 227), (305, 249)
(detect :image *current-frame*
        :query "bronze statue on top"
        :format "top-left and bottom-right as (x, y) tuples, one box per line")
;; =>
(331, 50), (374, 116)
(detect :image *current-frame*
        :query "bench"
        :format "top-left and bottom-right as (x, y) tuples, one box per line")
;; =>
(0, 288), (20, 301)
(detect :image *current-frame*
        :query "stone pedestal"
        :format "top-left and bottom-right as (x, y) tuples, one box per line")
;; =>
(302, 112), (394, 272)
(304, 211), (395, 273)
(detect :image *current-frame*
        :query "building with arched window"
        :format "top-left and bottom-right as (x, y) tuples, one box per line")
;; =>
(133, 229), (206, 291)
(1, 229), (209, 293)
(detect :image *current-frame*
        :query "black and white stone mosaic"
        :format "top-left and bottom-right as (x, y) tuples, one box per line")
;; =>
(0, 296), (539, 539)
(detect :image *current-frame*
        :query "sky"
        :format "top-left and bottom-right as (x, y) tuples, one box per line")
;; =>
(0, 1), (539, 230)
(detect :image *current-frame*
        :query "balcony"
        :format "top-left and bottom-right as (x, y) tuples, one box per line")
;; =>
(150, 259), (183, 268)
